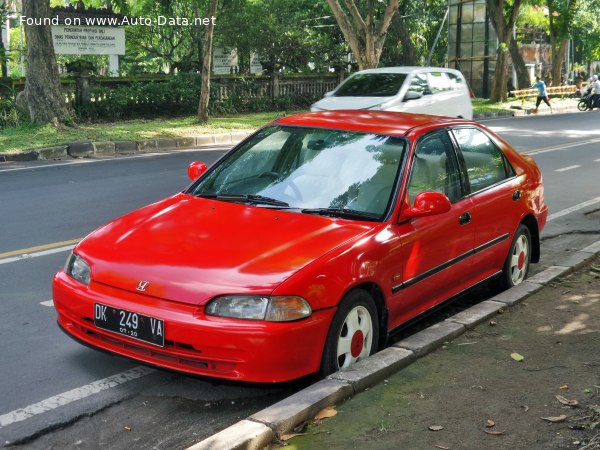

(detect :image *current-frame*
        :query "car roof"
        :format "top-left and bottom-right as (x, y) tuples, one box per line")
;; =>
(274, 111), (465, 137)
(353, 66), (462, 75)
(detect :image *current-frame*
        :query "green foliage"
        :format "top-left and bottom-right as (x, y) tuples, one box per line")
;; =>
(74, 74), (316, 120)
(0, 95), (26, 130)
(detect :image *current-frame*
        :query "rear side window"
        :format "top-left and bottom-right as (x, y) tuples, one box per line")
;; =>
(452, 128), (513, 193)
(334, 73), (408, 97)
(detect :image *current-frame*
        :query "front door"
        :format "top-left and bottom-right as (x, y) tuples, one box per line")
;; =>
(387, 129), (474, 329)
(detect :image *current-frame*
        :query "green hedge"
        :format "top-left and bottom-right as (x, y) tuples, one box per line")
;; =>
(77, 74), (317, 120)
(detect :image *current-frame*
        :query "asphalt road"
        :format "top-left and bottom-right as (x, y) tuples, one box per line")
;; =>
(0, 111), (599, 448)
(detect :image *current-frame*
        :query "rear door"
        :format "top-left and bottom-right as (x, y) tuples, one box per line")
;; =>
(450, 126), (521, 284)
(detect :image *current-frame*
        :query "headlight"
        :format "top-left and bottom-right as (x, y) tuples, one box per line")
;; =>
(64, 252), (91, 286)
(205, 295), (311, 322)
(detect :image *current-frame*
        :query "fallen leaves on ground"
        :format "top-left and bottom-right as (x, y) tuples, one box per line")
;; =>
(486, 419), (496, 428)
(483, 429), (504, 435)
(280, 432), (304, 441)
(313, 406), (337, 424)
(541, 415), (568, 423)
(556, 395), (579, 407)
(511, 352), (525, 362)
(429, 425), (444, 431)
(560, 385), (570, 391)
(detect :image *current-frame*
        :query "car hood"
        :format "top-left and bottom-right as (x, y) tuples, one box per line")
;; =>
(312, 96), (393, 111)
(76, 194), (373, 305)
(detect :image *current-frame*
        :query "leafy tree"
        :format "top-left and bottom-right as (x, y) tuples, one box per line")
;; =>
(326, 0), (399, 69)
(547, 0), (577, 84)
(486, 0), (525, 101)
(218, 0), (344, 74)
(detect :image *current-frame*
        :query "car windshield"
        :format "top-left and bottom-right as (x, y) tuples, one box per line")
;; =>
(334, 73), (408, 97)
(190, 125), (406, 220)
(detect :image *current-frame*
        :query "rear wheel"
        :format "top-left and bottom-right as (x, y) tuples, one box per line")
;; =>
(320, 290), (379, 377)
(497, 224), (532, 290)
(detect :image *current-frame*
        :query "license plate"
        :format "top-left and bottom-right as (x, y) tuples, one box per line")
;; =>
(94, 303), (164, 347)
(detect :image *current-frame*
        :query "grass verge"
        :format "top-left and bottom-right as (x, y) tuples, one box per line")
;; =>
(0, 111), (295, 153)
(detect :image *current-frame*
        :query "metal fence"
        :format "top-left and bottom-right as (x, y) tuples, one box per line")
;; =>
(0, 74), (340, 103)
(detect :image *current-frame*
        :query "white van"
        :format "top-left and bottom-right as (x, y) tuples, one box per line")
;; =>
(311, 67), (473, 119)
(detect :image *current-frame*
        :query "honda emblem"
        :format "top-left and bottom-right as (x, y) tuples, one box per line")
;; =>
(136, 280), (150, 292)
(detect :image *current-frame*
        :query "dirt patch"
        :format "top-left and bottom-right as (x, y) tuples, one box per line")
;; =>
(288, 257), (600, 450)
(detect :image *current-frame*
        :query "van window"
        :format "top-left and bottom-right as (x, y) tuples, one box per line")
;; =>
(447, 72), (465, 90)
(428, 72), (451, 93)
(334, 73), (408, 97)
(407, 73), (431, 95)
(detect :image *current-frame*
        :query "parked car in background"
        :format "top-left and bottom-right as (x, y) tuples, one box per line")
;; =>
(311, 67), (473, 119)
(54, 111), (545, 383)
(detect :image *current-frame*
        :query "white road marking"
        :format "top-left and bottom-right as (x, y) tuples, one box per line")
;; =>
(0, 244), (75, 265)
(520, 138), (600, 156)
(555, 165), (581, 172)
(547, 196), (600, 222)
(40, 300), (54, 307)
(0, 366), (155, 428)
(595, 158), (600, 162)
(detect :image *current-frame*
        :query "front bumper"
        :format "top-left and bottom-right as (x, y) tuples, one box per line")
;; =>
(53, 271), (335, 383)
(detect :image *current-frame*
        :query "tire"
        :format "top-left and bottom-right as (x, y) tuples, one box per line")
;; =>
(496, 224), (532, 290)
(319, 290), (379, 377)
(578, 100), (588, 111)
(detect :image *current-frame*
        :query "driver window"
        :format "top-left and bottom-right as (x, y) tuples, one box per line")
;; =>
(407, 131), (462, 205)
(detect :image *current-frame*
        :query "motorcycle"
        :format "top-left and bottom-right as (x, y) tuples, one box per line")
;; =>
(578, 86), (594, 111)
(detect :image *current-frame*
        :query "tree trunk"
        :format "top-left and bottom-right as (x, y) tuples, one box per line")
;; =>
(22, 0), (72, 124)
(492, 50), (510, 102)
(551, 39), (568, 85)
(198, 0), (218, 123)
(509, 37), (531, 89)
(326, 0), (399, 70)
(393, 12), (417, 65)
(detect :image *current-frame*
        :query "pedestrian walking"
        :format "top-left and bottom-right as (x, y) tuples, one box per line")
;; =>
(532, 77), (552, 113)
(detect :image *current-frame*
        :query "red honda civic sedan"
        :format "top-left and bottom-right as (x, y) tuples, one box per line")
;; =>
(53, 111), (547, 383)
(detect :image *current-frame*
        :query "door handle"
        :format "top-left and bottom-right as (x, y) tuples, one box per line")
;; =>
(512, 190), (521, 201)
(458, 212), (471, 225)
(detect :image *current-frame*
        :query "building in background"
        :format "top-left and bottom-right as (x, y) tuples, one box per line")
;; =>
(447, 0), (496, 98)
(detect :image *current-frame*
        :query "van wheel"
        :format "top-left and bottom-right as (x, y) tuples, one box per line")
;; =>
(320, 290), (379, 377)
(496, 224), (531, 290)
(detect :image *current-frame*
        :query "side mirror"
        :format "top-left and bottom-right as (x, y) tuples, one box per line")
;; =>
(402, 192), (451, 220)
(187, 161), (207, 181)
(403, 91), (422, 101)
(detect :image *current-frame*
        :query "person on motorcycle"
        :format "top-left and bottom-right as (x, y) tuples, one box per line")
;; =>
(591, 75), (600, 110)
(532, 76), (552, 113)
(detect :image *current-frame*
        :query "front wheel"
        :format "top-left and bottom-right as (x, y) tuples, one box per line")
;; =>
(496, 224), (532, 290)
(320, 290), (379, 377)
(578, 100), (588, 111)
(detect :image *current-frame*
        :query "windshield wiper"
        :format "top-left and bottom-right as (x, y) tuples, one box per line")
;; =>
(197, 193), (290, 207)
(300, 208), (380, 220)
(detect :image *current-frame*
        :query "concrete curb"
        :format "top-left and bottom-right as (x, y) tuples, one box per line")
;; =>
(186, 239), (600, 450)
(0, 131), (255, 163)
